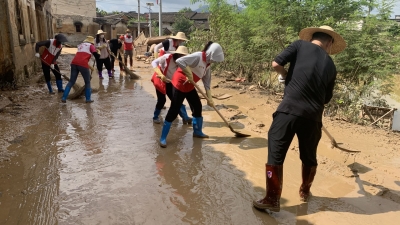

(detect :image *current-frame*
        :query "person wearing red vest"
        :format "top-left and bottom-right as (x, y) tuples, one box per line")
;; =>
(35, 34), (68, 94)
(159, 42), (224, 147)
(151, 46), (192, 125)
(154, 32), (188, 59)
(61, 36), (100, 103)
(119, 29), (135, 70)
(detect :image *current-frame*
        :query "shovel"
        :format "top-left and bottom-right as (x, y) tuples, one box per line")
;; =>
(322, 125), (360, 153)
(111, 51), (141, 80)
(191, 81), (250, 137)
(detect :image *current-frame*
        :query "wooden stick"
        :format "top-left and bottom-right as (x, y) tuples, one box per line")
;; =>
(369, 108), (395, 126)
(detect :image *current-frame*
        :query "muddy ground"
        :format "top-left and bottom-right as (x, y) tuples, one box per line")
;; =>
(0, 48), (400, 224)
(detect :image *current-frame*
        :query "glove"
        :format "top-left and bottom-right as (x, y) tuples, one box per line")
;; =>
(154, 67), (171, 83)
(278, 74), (286, 83)
(182, 66), (194, 84)
(89, 65), (95, 72)
(206, 89), (214, 107)
(154, 52), (159, 59)
(35, 53), (40, 58)
(50, 64), (55, 69)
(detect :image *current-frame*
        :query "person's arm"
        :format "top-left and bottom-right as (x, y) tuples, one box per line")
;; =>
(90, 45), (100, 60)
(202, 68), (214, 107)
(176, 53), (201, 82)
(152, 56), (170, 82)
(272, 40), (300, 82)
(35, 40), (51, 58)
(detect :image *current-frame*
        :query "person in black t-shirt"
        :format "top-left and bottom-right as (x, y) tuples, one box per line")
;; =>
(108, 38), (123, 73)
(253, 26), (346, 212)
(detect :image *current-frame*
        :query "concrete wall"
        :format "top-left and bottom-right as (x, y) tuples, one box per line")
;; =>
(52, 0), (95, 17)
(0, 0), (53, 88)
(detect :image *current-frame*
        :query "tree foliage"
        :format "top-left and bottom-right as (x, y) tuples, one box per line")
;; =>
(189, 0), (400, 123)
(172, 11), (194, 36)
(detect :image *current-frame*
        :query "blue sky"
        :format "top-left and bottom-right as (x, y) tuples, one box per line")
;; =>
(96, 0), (400, 18)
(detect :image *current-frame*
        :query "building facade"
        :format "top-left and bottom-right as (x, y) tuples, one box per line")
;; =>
(0, 0), (54, 88)
(52, 0), (98, 45)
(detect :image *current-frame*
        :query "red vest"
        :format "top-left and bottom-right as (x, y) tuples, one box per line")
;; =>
(171, 52), (209, 93)
(151, 54), (173, 95)
(71, 42), (93, 68)
(123, 34), (133, 50)
(41, 39), (62, 65)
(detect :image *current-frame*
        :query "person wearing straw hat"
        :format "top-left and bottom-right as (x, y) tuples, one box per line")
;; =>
(159, 41), (224, 148)
(35, 34), (68, 94)
(61, 36), (100, 103)
(253, 25), (346, 212)
(119, 29), (135, 70)
(154, 32), (188, 59)
(151, 46), (192, 125)
(95, 30), (113, 79)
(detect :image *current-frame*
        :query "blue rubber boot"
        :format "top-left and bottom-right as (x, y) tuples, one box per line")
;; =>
(193, 117), (209, 138)
(179, 105), (192, 125)
(160, 121), (172, 148)
(85, 88), (94, 103)
(153, 108), (162, 124)
(61, 85), (72, 103)
(46, 81), (55, 94)
(56, 80), (64, 92)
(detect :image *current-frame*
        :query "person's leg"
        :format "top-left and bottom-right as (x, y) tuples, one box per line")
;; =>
(166, 83), (192, 124)
(96, 59), (103, 79)
(53, 64), (64, 92)
(128, 50), (133, 69)
(110, 53), (115, 71)
(153, 88), (166, 123)
(253, 112), (297, 212)
(124, 50), (128, 68)
(297, 118), (322, 202)
(160, 87), (186, 147)
(104, 57), (113, 78)
(79, 65), (93, 103)
(61, 65), (79, 102)
(42, 62), (54, 94)
(185, 89), (206, 137)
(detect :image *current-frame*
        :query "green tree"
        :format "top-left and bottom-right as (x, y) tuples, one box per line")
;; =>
(172, 11), (194, 36)
(96, 7), (107, 16)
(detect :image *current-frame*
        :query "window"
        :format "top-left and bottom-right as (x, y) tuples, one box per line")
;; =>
(76, 25), (82, 32)
(15, 0), (23, 36)
(27, 6), (34, 41)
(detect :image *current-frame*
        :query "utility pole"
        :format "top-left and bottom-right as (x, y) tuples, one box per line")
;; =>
(146, 3), (154, 37)
(138, 0), (140, 37)
(159, 0), (162, 36)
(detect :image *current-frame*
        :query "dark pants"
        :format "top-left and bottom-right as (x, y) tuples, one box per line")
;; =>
(110, 50), (123, 70)
(42, 62), (62, 82)
(165, 87), (201, 122)
(155, 83), (174, 110)
(65, 64), (91, 89)
(267, 112), (322, 166)
(96, 57), (111, 71)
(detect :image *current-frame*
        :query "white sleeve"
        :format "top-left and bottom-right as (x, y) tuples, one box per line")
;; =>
(176, 53), (201, 69)
(202, 68), (211, 90)
(154, 42), (163, 53)
(151, 55), (166, 69)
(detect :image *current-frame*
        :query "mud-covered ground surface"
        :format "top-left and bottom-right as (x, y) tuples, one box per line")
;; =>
(1, 48), (400, 224)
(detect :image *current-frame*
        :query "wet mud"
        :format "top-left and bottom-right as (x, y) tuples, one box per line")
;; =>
(0, 49), (400, 224)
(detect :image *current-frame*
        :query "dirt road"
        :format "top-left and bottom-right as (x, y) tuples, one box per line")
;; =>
(0, 50), (400, 224)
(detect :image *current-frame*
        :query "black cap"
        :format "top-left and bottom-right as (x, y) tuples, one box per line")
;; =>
(55, 34), (68, 43)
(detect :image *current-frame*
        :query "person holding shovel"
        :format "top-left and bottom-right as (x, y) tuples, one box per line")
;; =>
(151, 46), (192, 125)
(35, 34), (68, 94)
(108, 38), (123, 73)
(253, 26), (346, 212)
(119, 29), (134, 70)
(61, 36), (100, 103)
(154, 32), (188, 58)
(159, 41), (224, 148)
(95, 30), (113, 79)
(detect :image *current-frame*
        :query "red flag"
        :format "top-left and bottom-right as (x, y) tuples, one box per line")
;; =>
(156, 0), (158, 4)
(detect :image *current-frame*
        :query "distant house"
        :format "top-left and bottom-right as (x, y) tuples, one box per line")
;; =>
(94, 13), (127, 40)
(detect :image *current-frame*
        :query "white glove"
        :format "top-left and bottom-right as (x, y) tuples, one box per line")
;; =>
(278, 74), (286, 83)
(35, 53), (40, 58)
(50, 64), (55, 69)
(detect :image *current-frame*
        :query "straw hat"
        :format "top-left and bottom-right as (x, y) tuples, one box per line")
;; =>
(83, 36), (95, 44)
(169, 46), (189, 55)
(126, 29), (131, 33)
(299, 25), (346, 54)
(96, 30), (106, 35)
(170, 32), (188, 41)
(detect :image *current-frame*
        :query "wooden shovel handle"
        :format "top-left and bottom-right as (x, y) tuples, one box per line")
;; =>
(190, 81), (232, 128)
